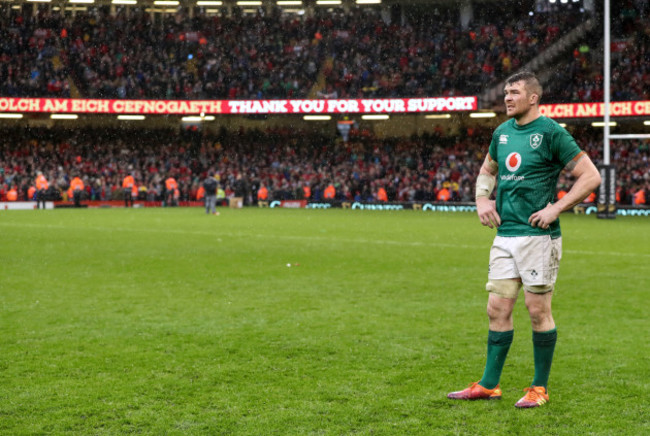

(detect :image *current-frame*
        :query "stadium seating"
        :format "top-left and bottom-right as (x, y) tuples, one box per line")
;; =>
(0, 126), (646, 205)
(543, 1), (649, 103)
(0, 4), (606, 101)
(0, 3), (648, 207)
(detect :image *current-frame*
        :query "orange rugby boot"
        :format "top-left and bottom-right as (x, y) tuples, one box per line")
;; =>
(514, 386), (549, 408)
(447, 382), (502, 400)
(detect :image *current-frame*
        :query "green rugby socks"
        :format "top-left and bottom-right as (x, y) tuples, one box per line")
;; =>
(531, 328), (557, 388)
(479, 329), (514, 390)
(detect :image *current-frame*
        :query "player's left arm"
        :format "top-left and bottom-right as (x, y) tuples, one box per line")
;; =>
(529, 152), (602, 229)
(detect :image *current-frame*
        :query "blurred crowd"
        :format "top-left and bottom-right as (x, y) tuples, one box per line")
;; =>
(1, 2), (648, 208)
(321, 7), (584, 99)
(1, 7), (320, 100)
(544, 0), (650, 103)
(4, 3), (640, 102)
(0, 126), (648, 206)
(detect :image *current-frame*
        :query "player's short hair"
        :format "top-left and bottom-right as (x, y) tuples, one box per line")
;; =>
(505, 71), (543, 102)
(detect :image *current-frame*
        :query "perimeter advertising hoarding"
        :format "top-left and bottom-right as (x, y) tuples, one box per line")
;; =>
(269, 201), (649, 216)
(0, 201), (53, 210)
(0, 97), (477, 115)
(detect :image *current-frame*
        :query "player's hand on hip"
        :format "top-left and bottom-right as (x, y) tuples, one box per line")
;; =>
(476, 197), (501, 229)
(529, 203), (560, 229)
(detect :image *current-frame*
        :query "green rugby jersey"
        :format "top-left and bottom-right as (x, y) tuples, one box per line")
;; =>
(488, 116), (583, 238)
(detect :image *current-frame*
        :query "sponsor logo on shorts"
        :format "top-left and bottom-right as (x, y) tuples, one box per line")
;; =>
(530, 133), (543, 149)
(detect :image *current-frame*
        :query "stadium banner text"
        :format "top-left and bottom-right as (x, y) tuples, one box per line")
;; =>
(0, 97), (477, 115)
(540, 101), (650, 118)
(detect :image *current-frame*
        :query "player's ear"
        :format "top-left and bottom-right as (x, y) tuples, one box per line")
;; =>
(529, 92), (539, 105)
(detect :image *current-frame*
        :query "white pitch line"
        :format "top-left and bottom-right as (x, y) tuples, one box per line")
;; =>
(246, 234), (650, 258)
(563, 249), (650, 258)
(0, 221), (648, 258)
(0, 221), (479, 250)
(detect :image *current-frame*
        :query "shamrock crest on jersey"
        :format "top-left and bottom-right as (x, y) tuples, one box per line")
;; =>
(530, 133), (543, 149)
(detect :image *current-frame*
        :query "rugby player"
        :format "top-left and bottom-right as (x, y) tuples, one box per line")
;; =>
(448, 72), (601, 408)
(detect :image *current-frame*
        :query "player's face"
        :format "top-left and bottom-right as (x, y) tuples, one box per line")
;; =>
(504, 81), (533, 119)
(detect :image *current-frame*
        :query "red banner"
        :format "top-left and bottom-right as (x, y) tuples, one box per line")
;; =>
(0, 96), (477, 115)
(540, 101), (650, 118)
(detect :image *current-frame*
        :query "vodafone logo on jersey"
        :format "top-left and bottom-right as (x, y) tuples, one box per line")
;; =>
(505, 152), (522, 172)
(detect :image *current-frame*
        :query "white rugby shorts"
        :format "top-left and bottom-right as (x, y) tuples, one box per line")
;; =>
(488, 235), (562, 288)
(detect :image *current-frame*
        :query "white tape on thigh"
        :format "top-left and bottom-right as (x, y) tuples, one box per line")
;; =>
(486, 279), (522, 299)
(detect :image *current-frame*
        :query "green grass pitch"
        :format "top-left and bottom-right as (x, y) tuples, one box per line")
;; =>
(1, 207), (648, 435)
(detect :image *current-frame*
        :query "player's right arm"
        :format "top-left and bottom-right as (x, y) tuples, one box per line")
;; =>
(475, 154), (500, 229)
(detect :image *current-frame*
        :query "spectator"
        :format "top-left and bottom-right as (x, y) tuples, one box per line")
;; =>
(0, 125), (646, 207)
